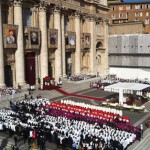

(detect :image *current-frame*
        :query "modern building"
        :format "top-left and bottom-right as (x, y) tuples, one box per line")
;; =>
(0, 0), (109, 88)
(107, 0), (150, 81)
(108, 0), (150, 34)
(109, 34), (150, 81)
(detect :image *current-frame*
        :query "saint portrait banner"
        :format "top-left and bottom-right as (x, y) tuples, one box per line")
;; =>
(48, 29), (58, 49)
(66, 31), (76, 49)
(84, 33), (91, 49)
(3, 24), (18, 49)
(24, 27), (40, 50)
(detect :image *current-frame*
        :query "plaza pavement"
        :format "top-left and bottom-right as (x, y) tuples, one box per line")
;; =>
(0, 79), (150, 149)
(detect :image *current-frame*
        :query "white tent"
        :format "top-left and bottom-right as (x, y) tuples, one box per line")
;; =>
(104, 82), (150, 105)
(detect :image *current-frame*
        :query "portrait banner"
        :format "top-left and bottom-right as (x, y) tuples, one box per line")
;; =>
(24, 27), (41, 50)
(48, 29), (58, 49)
(84, 33), (91, 49)
(66, 31), (76, 49)
(3, 24), (18, 49)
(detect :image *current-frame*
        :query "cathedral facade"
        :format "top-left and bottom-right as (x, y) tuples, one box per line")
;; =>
(0, 0), (109, 87)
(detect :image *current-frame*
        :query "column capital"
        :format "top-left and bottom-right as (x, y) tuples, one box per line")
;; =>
(9, 0), (22, 7)
(74, 10), (81, 18)
(53, 4), (62, 14)
(39, 1), (48, 12)
(88, 14), (97, 22)
(61, 6), (68, 14)
(31, 5), (38, 12)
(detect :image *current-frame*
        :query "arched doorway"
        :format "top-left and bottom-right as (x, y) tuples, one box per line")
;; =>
(5, 65), (13, 87)
(25, 52), (35, 85)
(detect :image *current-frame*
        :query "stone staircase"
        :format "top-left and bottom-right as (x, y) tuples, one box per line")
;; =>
(143, 101), (150, 112)
(61, 80), (91, 93)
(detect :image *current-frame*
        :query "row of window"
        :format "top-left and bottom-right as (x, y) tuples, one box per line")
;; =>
(112, 12), (149, 19)
(113, 19), (149, 25)
(112, 4), (150, 11)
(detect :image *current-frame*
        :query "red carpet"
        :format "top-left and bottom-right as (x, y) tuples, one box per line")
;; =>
(55, 88), (106, 102)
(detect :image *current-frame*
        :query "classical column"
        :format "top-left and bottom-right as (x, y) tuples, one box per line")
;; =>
(54, 6), (62, 82)
(31, 7), (36, 27)
(89, 15), (96, 75)
(35, 51), (39, 84)
(74, 11), (81, 75)
(39, 2), (48, 85)
(8, 5), (14, 24)
(14, 0), (26, 86)
(103, 20), (109, 76)
(0, 0), (5, 87)
(32, 6), (39, 85)
(61, 12), (66, 76)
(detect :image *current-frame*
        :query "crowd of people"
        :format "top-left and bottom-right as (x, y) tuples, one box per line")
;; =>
(0, 87), (20, 97)
(69, 74), (97, 81)
(0, 96), (141, 150)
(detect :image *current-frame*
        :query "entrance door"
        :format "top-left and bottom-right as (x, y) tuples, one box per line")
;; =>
(5, 65), (13, 87)
(66, 52), (72, 76)
(25, 52), (35, 85)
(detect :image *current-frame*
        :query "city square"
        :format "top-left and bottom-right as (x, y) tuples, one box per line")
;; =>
(0, 0), (150, 150)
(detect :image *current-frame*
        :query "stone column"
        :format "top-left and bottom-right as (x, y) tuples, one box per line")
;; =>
(0, 0), (5, 87)
(14, 0), (26, 86)
(61, 12), (66, 77)
(8, 5), (14, 24)
(32, 6), (39, 85)
(89, 15), (96, 75)
(39, 2), (48, 85)
(54, 6), (62, 82)
(74, 11), (81, 75)
(103, 20), (109, 77)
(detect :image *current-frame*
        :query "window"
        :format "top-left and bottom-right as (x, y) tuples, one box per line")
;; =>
(146, 12), (149, 17)
(112, 14), (115, 19)
(119, 20), (122, 24)
(126, 5), (130, 10)
(145, 4), (150, 9)
(112, 7), (115, 11)
(145, 19), (149, 24)
(135, 5), (140, 9)
(126, 12), (128, 18)
(140, 5), (143, 9)
(23, 8), (32, 27)
(135, 12), (139, 17)
(119, 6), (123, 11)
(119, 14), (122, 18)
(140, 12), (143, 17)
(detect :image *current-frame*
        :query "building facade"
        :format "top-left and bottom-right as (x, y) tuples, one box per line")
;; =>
(0, 0), (109, 88)
(108, 1), (150, 34)
(109, 34), (150, 81)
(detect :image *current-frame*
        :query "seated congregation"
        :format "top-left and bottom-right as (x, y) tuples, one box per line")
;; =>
(0, 97), (141, 150)
(0, 86), (20, 97)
